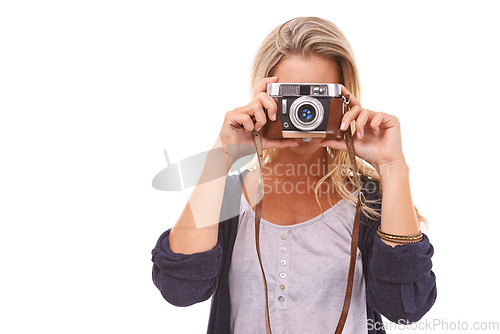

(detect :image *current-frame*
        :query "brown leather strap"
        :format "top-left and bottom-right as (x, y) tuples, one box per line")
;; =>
(252, 97), (363, 333)
(334, 116), (365, 334)
(252, 129), (273, 333)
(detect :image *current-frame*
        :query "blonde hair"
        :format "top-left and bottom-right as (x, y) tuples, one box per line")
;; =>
(245, 16), (426, 225)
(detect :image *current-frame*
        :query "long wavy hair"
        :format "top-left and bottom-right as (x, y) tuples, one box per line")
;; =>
(245, 16), (426, 224)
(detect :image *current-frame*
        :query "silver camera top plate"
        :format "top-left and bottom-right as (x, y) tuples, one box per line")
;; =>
(267, 83), (342, 97)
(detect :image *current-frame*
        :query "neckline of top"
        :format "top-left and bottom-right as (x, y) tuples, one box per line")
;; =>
(240, 189), (359, 230)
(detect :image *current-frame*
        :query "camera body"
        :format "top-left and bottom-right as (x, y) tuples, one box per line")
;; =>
(262, 83), (346, 141)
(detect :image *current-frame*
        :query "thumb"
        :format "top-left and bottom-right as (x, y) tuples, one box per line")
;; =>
(263, 138), (299, 149)
(320, 139), (348, 151)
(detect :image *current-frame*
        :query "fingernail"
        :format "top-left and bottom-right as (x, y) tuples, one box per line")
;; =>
(340, 122), (347, 130)
(291, 142), (299, 146)
(255, 126), (262, 132)
(271, 114), (276, 121)
(357, 131), (362, 139)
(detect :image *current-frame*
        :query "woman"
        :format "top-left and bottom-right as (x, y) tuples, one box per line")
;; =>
(151, 17), (437, 333)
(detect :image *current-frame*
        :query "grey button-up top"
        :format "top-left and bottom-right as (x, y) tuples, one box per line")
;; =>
(229, 190), (367, 333)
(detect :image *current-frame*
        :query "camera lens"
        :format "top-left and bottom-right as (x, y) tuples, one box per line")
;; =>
(298, 104), (316, 123)
(289, 96), (324, 131)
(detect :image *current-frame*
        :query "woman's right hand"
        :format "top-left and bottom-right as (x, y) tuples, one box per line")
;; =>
(217, 76), (298, 164)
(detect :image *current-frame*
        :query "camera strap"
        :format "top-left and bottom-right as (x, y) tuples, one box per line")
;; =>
(252, 96), (364, 333)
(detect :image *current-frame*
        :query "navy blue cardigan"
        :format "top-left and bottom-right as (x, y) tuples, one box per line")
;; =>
(151, 172), (437, 333)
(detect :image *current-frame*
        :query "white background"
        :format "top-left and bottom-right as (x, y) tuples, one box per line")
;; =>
(1, 0), (499, 333)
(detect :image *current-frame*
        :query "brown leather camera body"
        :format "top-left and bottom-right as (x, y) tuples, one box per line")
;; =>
(261, 96), (346, 141)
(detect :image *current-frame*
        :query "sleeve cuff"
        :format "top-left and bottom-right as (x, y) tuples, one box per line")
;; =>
(370, 233), (434, 284)
(151, 228), (223, 281)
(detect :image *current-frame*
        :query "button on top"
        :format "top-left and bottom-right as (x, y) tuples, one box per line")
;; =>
(280, 247), (286, 253)
(280, 233), (287, 240)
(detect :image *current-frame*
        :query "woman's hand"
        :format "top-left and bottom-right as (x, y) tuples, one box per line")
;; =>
(320, 85), (406, 174)
(216, 76), (298, 165)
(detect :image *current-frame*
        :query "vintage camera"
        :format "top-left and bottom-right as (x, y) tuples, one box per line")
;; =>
(261, 83), (346, 141)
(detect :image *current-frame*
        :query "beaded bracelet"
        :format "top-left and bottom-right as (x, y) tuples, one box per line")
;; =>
(377, 226), (423, 244)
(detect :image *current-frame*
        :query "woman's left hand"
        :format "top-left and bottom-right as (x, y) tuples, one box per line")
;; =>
(320, 85), (406, 173)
